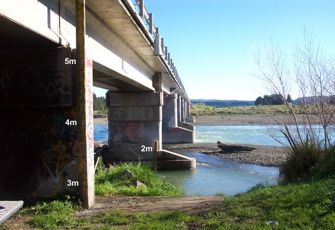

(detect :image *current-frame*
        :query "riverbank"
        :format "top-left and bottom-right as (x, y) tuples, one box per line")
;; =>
(164, 143), (288, 167)
(94, 114), (321, 126)
(193, 114), (320, 125)
(4, 176), (334, 229)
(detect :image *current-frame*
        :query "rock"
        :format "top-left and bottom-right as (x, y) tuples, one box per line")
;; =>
(134, 180), (147, 188)
(120, 169), (135, 179)
(265, 220), (279, 226)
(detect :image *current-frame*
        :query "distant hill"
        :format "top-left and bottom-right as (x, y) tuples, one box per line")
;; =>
(294, 96), (335, 105)
(191, 99), (254, 107)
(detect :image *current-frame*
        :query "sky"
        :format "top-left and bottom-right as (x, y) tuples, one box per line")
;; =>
(94, 0), (335, 100)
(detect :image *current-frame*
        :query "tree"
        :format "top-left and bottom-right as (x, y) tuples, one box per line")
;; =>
(255, 96), (264, 105)
(256, 36), (335, 150)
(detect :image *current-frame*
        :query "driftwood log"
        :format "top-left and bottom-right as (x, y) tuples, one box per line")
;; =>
(217, 141), (255, 153)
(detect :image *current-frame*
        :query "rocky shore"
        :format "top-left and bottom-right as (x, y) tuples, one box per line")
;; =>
(164, 143), (288, 167)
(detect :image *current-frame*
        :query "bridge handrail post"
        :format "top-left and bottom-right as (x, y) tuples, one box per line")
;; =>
(139, 0), (144, 17)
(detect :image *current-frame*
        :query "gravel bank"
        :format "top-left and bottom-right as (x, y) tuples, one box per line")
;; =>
(164, 143), (288, 167)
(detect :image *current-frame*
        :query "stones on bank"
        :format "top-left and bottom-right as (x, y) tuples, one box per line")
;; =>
(164, 143), (288, 167)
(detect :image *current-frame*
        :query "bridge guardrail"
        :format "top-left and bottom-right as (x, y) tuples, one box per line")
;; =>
(128, 0), (188, 101)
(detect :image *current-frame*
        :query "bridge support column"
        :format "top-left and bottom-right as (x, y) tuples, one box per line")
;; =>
(106, 91), (163, 161)
(162, 94), (194, 143)
(177, 95), (182, 123)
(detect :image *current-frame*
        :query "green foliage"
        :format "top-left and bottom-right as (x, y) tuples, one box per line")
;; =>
(308, 146), (335, 179)
(255, 94), (286, 105)
(280, 143), (323, 183)
(93, 93), (107, 117)
(95, 162), (183, 196)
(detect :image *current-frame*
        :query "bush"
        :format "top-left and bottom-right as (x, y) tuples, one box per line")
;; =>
(309, 146), (335, 179)
(280, 143), (335, 183)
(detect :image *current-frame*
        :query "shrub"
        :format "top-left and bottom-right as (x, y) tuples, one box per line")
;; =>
(281, 142), (335, 183)
(280, 143), (322, 183)
(308, 146), (335, 179)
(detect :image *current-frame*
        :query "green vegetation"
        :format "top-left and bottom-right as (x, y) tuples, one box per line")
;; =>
(93, 94), (107, 117)
(95, 162), (183, 196)
(281, 144), (335, 183)
(19, 198), (84, 229)
(13, 175), (335, 229)
(191, 103), (294, 116)
(255, 94), (292, 105)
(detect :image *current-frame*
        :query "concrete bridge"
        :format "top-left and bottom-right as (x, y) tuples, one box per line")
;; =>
(0, 0), (194, 208)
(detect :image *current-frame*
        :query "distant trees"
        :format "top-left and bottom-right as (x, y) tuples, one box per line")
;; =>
(255, 94), (291, 105)
(93, 94), (107, 112)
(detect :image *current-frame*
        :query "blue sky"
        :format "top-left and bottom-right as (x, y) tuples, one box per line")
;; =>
(94, 0), (335, 100)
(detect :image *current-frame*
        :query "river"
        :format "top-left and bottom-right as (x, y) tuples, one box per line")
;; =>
(94, 124), (284, 195)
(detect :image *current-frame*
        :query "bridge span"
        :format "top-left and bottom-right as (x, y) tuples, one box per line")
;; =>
(0, 0), (194, 208)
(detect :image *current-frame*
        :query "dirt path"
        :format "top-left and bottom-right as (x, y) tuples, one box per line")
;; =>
(2, 196), (224, 229)
(77, 196), (224, 218)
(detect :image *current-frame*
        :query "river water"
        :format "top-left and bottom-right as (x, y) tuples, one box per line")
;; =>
(94, 124), (282, 195)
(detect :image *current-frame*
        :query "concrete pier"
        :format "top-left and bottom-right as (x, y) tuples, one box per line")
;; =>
(162, 94), (194, 143)
(106, 91), (163, 161)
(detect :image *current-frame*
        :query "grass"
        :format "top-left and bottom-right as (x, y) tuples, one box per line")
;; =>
(6, 151), (335, 229)
(190, 103), (315, 116)
(12, 176), (335, 229)
(95, 162), (183, 196)
(18, 198), (85, 229)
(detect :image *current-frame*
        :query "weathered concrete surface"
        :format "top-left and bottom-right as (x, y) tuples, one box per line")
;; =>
(157, 150), (196, 170)
(162, 94), (178, 128)
(0, 201), (24, 224)
(74, 0), (95, 209)
(163, 127), (195, 144)
(0, 47), (80, 200)
(107, 91), (163, 161)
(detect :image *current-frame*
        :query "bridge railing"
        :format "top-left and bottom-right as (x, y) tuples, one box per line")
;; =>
(128, 0), (188, 99)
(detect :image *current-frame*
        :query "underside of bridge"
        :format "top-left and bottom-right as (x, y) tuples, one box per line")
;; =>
(0, 0), (195, 208)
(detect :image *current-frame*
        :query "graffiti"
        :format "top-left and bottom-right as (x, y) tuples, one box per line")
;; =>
(85, 57), (94, 167)
(0, 48), (72, 107)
